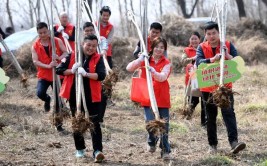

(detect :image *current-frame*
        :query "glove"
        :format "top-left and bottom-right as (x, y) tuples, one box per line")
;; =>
(62, 32), (69, 40)
(78, 67), (87, 77)
(57, 26), (64, 33)
(71, 63), (80, 74)
(148, 66), (156, 74)
(137, 53), (145, 63)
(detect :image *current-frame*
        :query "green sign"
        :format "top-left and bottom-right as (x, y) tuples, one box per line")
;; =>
(196, 56), (245, 88)
(0, 68), (10, 93)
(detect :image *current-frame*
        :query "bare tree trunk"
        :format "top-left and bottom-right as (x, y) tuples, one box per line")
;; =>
(29, 0), (34, 27)
(159, 0), (163, 17)
(87, 0), (93, 10)
(118, 0), (125, 36)
(62, 0), (66, 11)
(235, 0), (246, 19)
(52, 1), (60, 20)
(124, 0), (132, 37)
(176, 0), (199, 18)
(36, 0), (41, 23)
(6, 0), (15, 29)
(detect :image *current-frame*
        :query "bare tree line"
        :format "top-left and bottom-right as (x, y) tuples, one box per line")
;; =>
(1, 0), (267, 36)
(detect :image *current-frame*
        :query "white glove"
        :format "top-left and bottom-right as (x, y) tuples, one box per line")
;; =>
(57, 26), (64, 33)
(78, 67), (87, 77)
(148, 66), (156, 74)
(137, 53), (145, 63)
(62, 32), (69, 40)
(71, 63), (80, 74)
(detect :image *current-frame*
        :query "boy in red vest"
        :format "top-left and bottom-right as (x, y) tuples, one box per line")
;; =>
(99, 6), (114, 68)
(54, 12), (75, 51)
(133, 22), (167, 59)
(31, 22), (68, 131)
(70, 35), (106, 162)
(196, 21), (246, 154)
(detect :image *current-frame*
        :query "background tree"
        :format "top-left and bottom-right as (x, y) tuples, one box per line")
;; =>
(176, 0), (199, 18)
(236, 0), (246, 18)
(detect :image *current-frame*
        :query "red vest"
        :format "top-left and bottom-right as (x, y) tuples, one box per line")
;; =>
(59, 52), (76, 99)
(0, 48), (2, 57)
(60, 53), (102, 102)
(33, 37), (62, 81)
(184, 46), (196, 85)
(100, 22), (113, 56)
(139, 56), (171, 108)
(200, 41), (232, 92)
(55, 23), (75, 51)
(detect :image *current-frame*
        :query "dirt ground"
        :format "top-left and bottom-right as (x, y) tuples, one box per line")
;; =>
(0, 64), (267, 166)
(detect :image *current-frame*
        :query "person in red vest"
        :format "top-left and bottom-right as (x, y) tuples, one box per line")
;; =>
(181, 31), (206, 125)
(133, 22), (167, 59)
(54, 12), (75, 51)
(126, 37), (171, 160)
(99, 6), (114, 69)
(31, 22), (68, 131)
(196, 21), (246, 154)
(68, 35), (106, 162)
(0, 27), (6, 68)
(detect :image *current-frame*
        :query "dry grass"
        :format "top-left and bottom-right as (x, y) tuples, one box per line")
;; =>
(0, 64), (266, 165)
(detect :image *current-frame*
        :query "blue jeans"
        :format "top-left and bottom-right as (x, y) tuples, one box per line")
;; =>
(144, 107), (171, 154)
(36, 79), (59, 111)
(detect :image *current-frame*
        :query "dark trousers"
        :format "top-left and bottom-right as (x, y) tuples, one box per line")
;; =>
(36, 79), (59, 111)
(0, 56), (3, 68)
(107, 56), (113, 69)
(73, 100), (105, 156)
(189, 96), (207, 125)
(68, 83), (77, 117)
(202, 92), (238, 146)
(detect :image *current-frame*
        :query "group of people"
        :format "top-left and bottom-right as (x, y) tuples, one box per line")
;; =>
(1, 5), (246, 163)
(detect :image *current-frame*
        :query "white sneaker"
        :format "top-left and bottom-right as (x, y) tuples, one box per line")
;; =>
(162, 153), (171, 160)
(147, 145), (156, 153)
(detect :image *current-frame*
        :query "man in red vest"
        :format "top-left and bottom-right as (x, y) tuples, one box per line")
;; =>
(196, 21), (246, 154)
(32, 22), (68, 131)
(99, 6), (114, 68)
(0, 27), (6, 68)
(69, 35), (106, 162)
(133, 22), (167, 59)
(54, 12), (75, 51)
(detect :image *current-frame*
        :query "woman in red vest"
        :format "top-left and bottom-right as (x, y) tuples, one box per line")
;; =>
(126, 37), (171, 160)
(181, 32), (206, 125)
(69, 35), (106, 163)
(31, 22), (68, 131)
(196, 21), (246, 154)
(99, 6), (114, 69)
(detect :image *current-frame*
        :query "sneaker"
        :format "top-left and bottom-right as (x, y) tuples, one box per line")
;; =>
(162, 153), (171, 160)
(147, 145), (156, 153)
(94, 150), (105, 163)
(208, 145), (217, 154)
(56, 125), (65, 132)
(44, 96), (51, 112)
(230, 141), (246, 154)
(75, 150), (85, 158)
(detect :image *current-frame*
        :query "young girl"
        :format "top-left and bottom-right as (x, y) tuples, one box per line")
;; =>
(126, 37), (171, 160)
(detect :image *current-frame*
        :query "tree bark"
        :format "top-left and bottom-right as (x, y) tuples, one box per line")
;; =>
(29, 0), (34, 27)
(159, 0), (163, 17)
(235, 0), (246, 18)
(177, 0), (199, 18)
(6, 0), (15, 29)
(118, 0), (125, 36)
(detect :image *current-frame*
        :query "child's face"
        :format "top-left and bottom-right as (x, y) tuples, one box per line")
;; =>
(84, 26), (95, 36)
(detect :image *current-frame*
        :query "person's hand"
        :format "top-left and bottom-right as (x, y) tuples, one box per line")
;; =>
(210, 54), (221, 63)
(62, 32), (69, 40)
(49, 61), (58, 68)
(57, 26), (64, 33)
(148, 66), (156, 74)
(71, 63), (80, 74)
(137, 53), (146, 62)
(78, 67), (87, 77)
